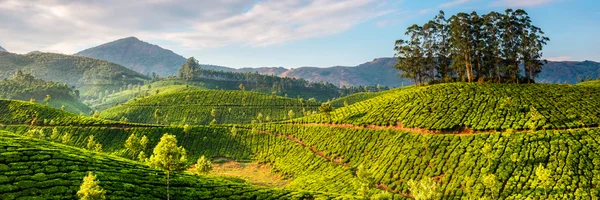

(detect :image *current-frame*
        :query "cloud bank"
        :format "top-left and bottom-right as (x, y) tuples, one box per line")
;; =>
(0, 0), (390, 54)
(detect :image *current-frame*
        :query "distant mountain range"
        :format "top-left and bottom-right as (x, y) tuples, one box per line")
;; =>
(74, 36), (600, 87)
(0, 46), (6, 52)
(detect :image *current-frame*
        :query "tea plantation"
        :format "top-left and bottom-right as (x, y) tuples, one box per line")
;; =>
(100, 89), (322, 125)
(0, 130), (354, 199)
(297, 83), (600, 131)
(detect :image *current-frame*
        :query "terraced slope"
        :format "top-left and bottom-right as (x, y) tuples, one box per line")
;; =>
(88, 79), (206, 111)
(298, 83), (600, 131)
(100, 89), (321, 125)
(0, 131), (346, 199)
(0, 100), (116, 126)
(250, 124), (600, 199)
(331, 89), (401, 108)
(0, 125), (383, 197)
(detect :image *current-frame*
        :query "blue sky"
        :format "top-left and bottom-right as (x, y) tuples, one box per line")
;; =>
(0, 0), (598, 68)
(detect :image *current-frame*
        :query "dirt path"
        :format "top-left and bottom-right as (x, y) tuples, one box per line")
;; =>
(287, 122), (600, 136)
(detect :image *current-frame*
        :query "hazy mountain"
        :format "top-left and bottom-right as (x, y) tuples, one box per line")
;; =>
(75, 37), (233, 76)
(0, 46), (6, 52)
(537, 60), (600, 84)
(74, 37), (599, 87)
(0, 51), (147, 90)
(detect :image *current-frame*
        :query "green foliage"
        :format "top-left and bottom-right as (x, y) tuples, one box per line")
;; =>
(535, 164), (552, 196)
(149, 133), (188, 200)
(0, 52), (148, 99)
(0, 130), (344, 199)
(298, 83), (600, 130)
(100, 89), (320, 125)
(0, 71), (91, 114)
(407, 177), (439, 200)
(150, 134), (188, 173)
(77, 172), (106, 200)
(125, 133), (144, 159)
(195, 155), (213, 174)
(394, 9), (548, 84)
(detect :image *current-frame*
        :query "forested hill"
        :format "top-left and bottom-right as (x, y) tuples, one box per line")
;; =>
(75, 37), (233, 76)
(0, 51), (148, 90)
(0, 71), (91, 114)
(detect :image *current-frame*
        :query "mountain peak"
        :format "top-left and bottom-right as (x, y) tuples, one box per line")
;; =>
(0, 46), (6, 52)
(75, 37), (187, 76)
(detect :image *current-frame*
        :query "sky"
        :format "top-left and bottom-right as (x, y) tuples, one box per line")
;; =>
(0, 0), (598, 68)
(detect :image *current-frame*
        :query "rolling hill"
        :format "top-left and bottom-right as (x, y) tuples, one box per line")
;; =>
(0, 71), (91, 114)
(99, 88), (321, 125)
(0, 100), (117, 126)
(297, 82), (600, 131)
(0, 51), (148, 99)
(0, 130), (347, 199)
(2, 84), (600, 198)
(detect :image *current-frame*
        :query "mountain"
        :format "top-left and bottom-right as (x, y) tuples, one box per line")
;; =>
(0, 51), (148, 98)
(74, 37), (600, 87)
(536, 60), (600, 83)
(0, 46), (6, 52)
(75, 37), (232, 76)
(244, 58), (600, 87)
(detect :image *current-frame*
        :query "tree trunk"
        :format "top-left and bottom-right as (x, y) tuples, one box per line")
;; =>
(167, 171), (170, 200)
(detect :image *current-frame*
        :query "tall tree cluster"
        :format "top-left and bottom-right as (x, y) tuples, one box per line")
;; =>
(394, 9), (549, 85)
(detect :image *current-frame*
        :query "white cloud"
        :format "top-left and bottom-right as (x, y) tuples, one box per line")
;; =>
(490, 0), (554, 7)
(0, 0), (391, 53)
(546, 56), (572, 61)
(439, 0), (474, 8)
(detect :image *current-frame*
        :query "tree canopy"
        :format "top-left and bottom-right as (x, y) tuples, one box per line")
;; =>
(394, 9), (549, 85)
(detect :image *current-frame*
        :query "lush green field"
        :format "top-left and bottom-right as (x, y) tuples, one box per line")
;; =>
(0, 130), (350, 199)
(297, 83), (600, 130)
(331, 89), (402, 108)
(249, 124), (600, 199)
(87, 79), (206, 111)
(3, 82), (600, 199)
(0, 125), (388, 198)
(0, 100), (117, 126)
(99, 89), (321, 125)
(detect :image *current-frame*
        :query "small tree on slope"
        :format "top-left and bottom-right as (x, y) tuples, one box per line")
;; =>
(196, 155), (213, 174)
(407, 176), (440, 200)
(149, 133), (188, 200)
(77, 172), (106, 200)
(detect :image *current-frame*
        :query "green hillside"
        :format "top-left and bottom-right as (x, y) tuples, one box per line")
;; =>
(0, 100), (115, 126)
(297, 83), (600, 130)
(0, 124), (383, 197)
(0, 71), (91, 114)
(331, 89), (400, 108)
(0, 130), (348, 199)
(0, 52), (148, 98)
(249, 124), (600, 199)
(99, 89), (321, 125)
(87, 79), (206, 111)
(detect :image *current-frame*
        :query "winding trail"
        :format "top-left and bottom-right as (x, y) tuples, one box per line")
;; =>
(238, 126), (415, 199)
(284, 122), (600, 136)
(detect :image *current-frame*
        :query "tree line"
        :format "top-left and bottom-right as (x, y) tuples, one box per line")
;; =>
(394, 9), (549, 85)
